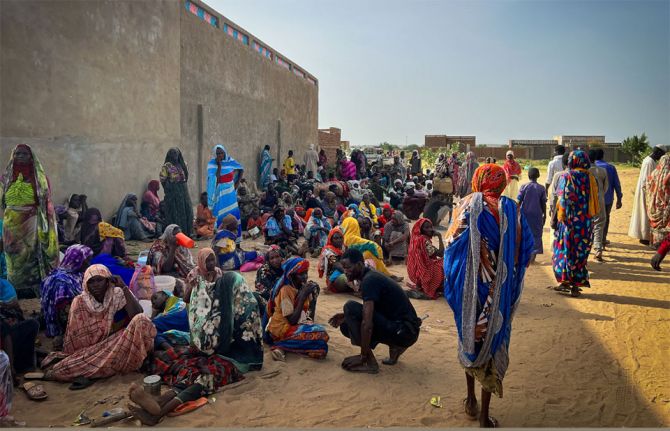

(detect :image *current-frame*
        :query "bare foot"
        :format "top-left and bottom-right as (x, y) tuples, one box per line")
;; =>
(480, 416), (498, 428)
(463, 397), (479, 419)
(382, 345), (407, 365)
(129, 383), (161, 416)
(128, 404), (160, 426)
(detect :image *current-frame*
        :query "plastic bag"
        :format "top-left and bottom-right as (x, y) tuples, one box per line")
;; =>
(129, 265), (156, 300)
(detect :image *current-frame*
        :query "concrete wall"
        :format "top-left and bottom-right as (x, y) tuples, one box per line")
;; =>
(179, 6), (318, 197)
(0, 0), (182, 217)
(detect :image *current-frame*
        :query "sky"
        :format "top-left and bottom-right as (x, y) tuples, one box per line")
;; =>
(207, 0), (670, 147)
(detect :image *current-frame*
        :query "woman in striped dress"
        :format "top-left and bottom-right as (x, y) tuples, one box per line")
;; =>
(207, 145), (244, 239)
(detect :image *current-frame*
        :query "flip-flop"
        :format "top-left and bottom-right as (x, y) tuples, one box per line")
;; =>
(22, 382), (48, 401)
(487, 416), (499, 428)
(23, 372), (45, 380)
(167, 397), (208, 417)
(69, 376), (94, 390)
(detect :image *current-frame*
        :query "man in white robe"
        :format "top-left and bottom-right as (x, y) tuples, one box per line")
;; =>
(628, 146), (666, 244)
(303, 144), (320, 178)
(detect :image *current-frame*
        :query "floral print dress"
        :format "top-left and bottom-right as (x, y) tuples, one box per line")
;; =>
(189, 272), (263, 372)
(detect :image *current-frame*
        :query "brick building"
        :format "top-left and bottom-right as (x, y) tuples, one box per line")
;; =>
(425, 135), (476, 152)
(318, 127), (347, 169)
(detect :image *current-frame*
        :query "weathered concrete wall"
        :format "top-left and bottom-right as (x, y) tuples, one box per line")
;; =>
(179, 6), (318, 196)
(0, 0), (182, 217)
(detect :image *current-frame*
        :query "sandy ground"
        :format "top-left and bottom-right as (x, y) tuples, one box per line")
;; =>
(11, 165), (670, 427)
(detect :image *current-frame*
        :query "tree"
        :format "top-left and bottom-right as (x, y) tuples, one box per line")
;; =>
(622, 133), (650, 166)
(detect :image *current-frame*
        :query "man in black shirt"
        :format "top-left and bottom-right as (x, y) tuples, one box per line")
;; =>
(329, 249), (422, 373)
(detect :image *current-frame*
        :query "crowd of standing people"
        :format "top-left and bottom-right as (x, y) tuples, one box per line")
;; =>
(0, 140), (667, 427)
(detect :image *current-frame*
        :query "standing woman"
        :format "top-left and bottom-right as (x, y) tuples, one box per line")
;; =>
(1, 144), (59, 298)
(501, 150), (522, 202)
(160, 148), (193, 238)
(645, 154), (670, 247)
(259, 145), (273, 190)
(207, 145), (244, 237)
(552, 150), (599, 297)
(456, 151), (479, 198)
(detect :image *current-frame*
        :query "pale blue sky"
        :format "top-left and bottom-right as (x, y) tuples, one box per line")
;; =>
(207, 0), (670, 147)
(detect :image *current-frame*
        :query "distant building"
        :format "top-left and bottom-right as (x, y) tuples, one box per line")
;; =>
(318, 127), (348, 167)
(425, 135), (476, 152)
(508, 139), (557, 149)
(553, 135), (605, 148)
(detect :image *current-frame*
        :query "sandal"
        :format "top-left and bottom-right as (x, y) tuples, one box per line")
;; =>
(22, 382), (48, 401)
(462, 398), (479, 420)
(570, 286), (581, 298)
(167, 397), (208, 417)
(485, 416), (499, 427)
(23, 372), (45, 380)
(69, 376), (94, 390)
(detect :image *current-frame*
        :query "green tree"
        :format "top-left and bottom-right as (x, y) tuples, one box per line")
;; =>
(622, 133), (650, 166)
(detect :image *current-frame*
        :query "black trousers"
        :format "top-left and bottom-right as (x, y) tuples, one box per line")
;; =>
(339, 300), (419, 350)
(603, 203), (613, 243)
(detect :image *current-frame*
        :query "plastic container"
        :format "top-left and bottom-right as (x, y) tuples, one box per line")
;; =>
(137, 250), (149, 266)
(139, 300), (153, 318)
(154, 275), (176, 294)
(143, 375), (161, 396)
(175, 232), (195, 248)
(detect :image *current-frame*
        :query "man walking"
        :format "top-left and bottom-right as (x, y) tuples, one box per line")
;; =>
(594, 149), (622, 246)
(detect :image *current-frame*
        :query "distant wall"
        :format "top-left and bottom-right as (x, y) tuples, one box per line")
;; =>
(0, 0), (182, 216)
(179, 0), (318, 197)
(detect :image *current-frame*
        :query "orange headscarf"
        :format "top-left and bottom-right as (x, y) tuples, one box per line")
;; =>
(471, 164), (508, 219)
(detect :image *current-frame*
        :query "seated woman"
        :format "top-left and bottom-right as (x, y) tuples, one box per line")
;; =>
(377, 204), (393, 235)
(358, 193), (378, 225)
(318, 228), (354, 294)
(265, 207), (299, 255)
(304, 208), (332, 257)
(382, 212), (410, 265)
(151, 288), (190, 351)
(114, 193), (153, 241)
(341, 217), (401, 281)
(142, 180), (162, 220)
(255, 246), (284, 301)
(40, 244), (94, 350)
(148, 225), (195, 279)
(185, 248), (222, 304)
(190, 272), (264, 372)
(62, 194), (84, 244)
(407, 218), (445, 300)
(80, 209), (126, 257)
(259, 183), (279, 213)
(194, 192), (215, 240)
(41, 264), (156, 382)
(212, 215), (259, 271)
(266, 258), (328, 359)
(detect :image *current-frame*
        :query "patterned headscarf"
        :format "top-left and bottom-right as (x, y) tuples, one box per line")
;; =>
(60, 244), (93, 272)
(98, 222), (124, 241)
(318, 227), (344, 278)
(560, 150), (599, 219)
(80, 264), (126, 329)
(472, 163), (508, 214)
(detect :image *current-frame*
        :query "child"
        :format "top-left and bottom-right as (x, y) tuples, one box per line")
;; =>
(246, 208), (264, 240)
(194, 192), (215, 239)
(517, 167), (547, 262)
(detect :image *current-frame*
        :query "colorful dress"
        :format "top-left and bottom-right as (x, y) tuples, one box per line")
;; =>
(207, 145), (243, 237)
(645, 154), (670, 245)
(259, 148), (273, 190)
(407, 218), (444, 299)
(1, 144), (59, 298)
(456, 152), (479, 197)
(552, 151), (599, 287)
(443, 164), (533, 397)
(318, 228), (348, 293)
(160, 148), (193, 237)
(518, 181), (547, 255)
(266, 258), (328, 359)
(42, 265), (156, 382)
(148, 224), (195, 278)
(501, 157), (522, 202)
(40, 244), (94, 337)
(211, 229), (258, 271)
(189, 272), (264, 372)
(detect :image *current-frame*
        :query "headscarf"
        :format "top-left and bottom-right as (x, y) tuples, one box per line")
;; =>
(143, 180), (161, 210)
(267, 257), (310, 315)
(113, 193), (137, 229)
(557, 150), (599, 222)
(60, 244), (93, 271)
(407, 218), (443, 299)
(7, 144), (36, 186)
(340, 217), (383, 259)
(645, 154), (670, 236)
(318, 227), (344, 278)
(165, 148), (189, 181)
(207, 144), (243, 175)
(159, 224), (196, 269)
(98, 222), (124, 241)
(81, 264), (126, 328)
(80, 208), (103, 245)
(196, 247), (222, 282)
(471, 164), (508, 218)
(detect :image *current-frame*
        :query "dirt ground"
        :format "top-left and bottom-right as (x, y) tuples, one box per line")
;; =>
(11, 165), (670, 427)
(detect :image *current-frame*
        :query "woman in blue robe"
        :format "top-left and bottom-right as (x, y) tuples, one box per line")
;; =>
(207, 145), (244, 241)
